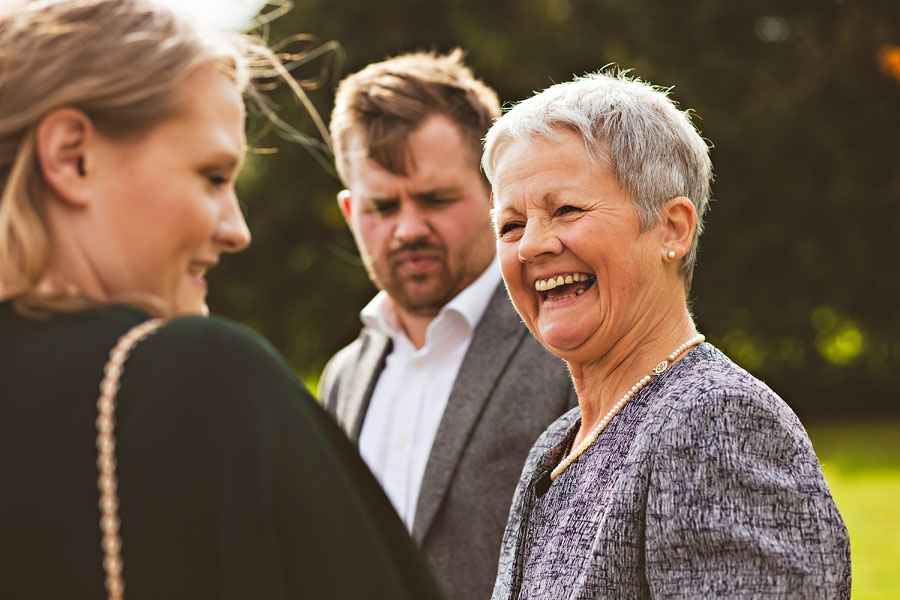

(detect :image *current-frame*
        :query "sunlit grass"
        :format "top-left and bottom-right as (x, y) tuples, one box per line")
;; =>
(807, 421), (900, 600)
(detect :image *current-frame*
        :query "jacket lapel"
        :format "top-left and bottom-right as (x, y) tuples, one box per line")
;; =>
(339, 329), (392, 442)
(412, 283), (525, 543)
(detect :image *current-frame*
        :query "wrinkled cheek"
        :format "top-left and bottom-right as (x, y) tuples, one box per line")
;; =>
(497, 248), (532, 321)
(497, 244), (520, 283)
(507, 284), (538, 333)
(507, 288), (528, 318)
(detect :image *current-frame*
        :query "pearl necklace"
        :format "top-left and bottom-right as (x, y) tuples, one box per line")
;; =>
(550, 334), (705, 481)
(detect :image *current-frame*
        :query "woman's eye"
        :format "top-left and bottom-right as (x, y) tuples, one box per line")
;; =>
(208, 174), (229, 187)
(499, 222), (523, 236)
(556, 205), (581, 216)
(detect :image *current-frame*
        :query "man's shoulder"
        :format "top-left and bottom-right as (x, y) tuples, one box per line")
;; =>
(319, 326), (391, 408)
(323, 331), (366, 374)
(324, 325), (391, 371)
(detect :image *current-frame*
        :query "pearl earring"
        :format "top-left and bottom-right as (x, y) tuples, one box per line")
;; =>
(667, 250), (677, 260)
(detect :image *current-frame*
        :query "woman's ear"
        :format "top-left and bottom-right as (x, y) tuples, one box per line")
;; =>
(660, 196), (697, 258)
(35, 108), (95, 208)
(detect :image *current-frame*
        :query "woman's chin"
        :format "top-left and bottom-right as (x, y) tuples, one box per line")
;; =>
(171, 296), (210, 317)
(536, 326), (590, 358)
(185, 303), (210, 317)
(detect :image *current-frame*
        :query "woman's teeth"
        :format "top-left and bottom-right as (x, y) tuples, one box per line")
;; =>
(188, 264), (208, 278)
(548, 288), (587, 300)
(534, 272), (592, 291)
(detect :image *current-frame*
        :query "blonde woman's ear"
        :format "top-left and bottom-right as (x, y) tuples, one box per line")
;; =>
(35, 108), (95, 208)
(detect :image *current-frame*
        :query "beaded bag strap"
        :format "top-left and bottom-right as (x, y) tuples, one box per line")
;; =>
(95, 318), (165, 600)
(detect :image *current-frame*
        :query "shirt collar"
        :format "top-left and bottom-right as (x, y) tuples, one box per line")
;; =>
(360, 257), (501, 342)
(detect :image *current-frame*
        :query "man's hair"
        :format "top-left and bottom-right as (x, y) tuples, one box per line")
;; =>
(482, 69), (713, 289)
(330, 49), (500, 184)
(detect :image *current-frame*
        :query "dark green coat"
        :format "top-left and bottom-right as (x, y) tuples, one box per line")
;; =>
(0, 301), (444, 599)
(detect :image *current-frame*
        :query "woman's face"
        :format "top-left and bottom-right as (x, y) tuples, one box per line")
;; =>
(491, 129), (670, 364)
(81, 64), (250, 316)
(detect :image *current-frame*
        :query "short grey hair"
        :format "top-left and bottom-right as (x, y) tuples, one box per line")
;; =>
(482, 70), (713, 288)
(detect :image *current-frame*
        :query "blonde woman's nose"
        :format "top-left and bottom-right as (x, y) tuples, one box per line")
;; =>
(215, 194), (252, 252)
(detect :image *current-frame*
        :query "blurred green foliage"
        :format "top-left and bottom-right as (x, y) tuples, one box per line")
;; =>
(207, 0), (900, 420)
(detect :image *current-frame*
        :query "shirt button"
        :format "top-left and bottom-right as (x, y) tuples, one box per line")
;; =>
(413, 360), (424, 369)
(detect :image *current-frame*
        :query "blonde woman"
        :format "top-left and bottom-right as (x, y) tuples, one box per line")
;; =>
(0, 1), (444, 598)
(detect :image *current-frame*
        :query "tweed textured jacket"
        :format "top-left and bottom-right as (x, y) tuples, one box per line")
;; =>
(321, 282), (576, 600)
(493, 343), (851, 600)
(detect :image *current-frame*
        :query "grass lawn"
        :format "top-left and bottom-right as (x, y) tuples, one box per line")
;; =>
(807, 421), (900, 600)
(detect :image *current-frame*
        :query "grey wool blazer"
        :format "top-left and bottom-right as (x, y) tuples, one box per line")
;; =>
(492, 343), (851, 600)
(320, 282), (576, 600)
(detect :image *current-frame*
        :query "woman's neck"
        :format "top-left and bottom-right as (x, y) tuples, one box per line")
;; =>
(567, 309), (698, 444)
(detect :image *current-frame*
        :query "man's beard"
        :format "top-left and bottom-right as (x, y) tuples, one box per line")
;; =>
(369, 239), (462, 317)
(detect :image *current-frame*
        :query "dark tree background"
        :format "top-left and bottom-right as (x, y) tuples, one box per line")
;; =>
(207, 0), (900, 421)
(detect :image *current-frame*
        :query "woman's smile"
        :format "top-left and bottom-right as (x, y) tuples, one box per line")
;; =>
(187, 260), (215, 290)
(534, 272), (596, 300)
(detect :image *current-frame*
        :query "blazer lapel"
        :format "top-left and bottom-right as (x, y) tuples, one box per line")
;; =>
(339, 329), (391, 442)
(412, 283), (525, 543)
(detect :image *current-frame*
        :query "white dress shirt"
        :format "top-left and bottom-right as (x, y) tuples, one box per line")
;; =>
(357, 259), (501, 530)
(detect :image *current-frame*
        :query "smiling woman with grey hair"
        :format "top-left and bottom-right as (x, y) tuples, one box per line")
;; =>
(484, 71), (851, 599)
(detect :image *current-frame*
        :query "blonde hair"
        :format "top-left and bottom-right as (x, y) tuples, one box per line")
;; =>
(0, 0), (274, 315)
